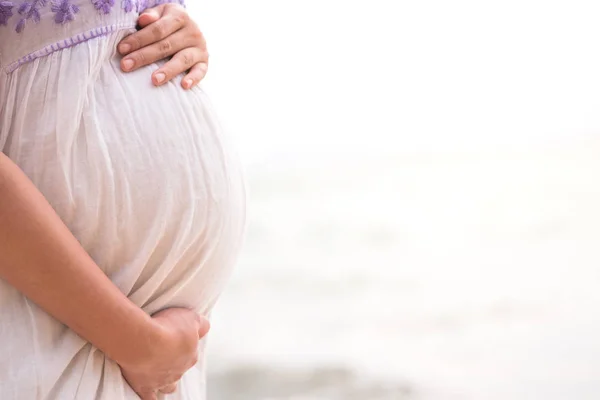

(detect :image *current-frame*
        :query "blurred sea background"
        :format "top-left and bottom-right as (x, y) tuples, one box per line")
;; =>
(189, 1), (600, 399)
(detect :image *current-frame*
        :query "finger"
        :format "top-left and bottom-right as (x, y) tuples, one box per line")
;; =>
(181, 62), (208, 90)
(118, 4), (187, 56)
(121, 28), (201, 73)
(136, 5), (164, 27)
(139, 391), (158, 400)
(121, 36), (181, 73)
(159, 383), (178, 394)
(152, 48), (207, 86)
(139, 3), (186, 29)
(197, 315), (210, 338)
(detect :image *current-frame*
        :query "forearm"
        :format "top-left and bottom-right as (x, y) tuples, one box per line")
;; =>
(0, 152), (158, 365)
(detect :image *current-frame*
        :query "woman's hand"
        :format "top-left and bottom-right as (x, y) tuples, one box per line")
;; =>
(118, 4), (209, 90)
(119, 308), (210, 400)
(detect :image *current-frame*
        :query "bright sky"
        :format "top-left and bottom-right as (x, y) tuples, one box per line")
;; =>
(189, 0), (600, 162)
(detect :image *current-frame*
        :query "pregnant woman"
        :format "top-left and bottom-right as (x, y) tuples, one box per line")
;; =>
(0, 1), (245, 399)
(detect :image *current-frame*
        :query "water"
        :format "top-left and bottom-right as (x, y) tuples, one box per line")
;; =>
(184, 1), (600, 398)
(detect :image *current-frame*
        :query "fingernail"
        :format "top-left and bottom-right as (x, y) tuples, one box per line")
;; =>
(122, 58), (134, 71)
(198, 318), (211, 336)
(118, 43), (131, 54)
(183, 79), (193, 89)
(154, 72), (166, 84)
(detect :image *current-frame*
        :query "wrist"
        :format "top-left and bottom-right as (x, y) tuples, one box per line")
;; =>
(106, 309), (164, 368)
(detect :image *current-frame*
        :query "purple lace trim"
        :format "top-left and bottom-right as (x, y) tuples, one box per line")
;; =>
(5, 23), (131, 73)
(91, 0), (113, 14)
(0, 1), (14, 25)
(0, 0), (182, 32)
(51, 0), (79, 23)
(121, 0), (133, 12)
(16, 0), (46, 32)
(134, 0), (145, 12)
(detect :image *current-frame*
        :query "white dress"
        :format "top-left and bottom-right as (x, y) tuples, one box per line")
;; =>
(0, 0), (246, 398)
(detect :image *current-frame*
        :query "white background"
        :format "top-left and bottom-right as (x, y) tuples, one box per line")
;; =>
(187, 1), (600, 399)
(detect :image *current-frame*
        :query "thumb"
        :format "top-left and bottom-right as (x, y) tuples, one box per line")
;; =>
(196, 315), (211, 339)
(139, 390), (158, 400)
(137, 7), (162, 28)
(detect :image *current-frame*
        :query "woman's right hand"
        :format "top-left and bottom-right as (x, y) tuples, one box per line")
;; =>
(119, 308), (210, 400)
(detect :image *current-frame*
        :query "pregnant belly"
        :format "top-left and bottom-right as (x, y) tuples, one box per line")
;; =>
(1, 31), (246, 315)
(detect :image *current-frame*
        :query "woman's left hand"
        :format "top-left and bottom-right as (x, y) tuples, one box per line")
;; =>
(118, 3), (209, 90)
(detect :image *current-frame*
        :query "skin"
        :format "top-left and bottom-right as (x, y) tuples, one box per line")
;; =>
(117, 9), (214, 394)
(0, 7), (212, 398)
(121, 309), (210, 399)
(0, 143), (206, 398)
(118, 3), (210, 90)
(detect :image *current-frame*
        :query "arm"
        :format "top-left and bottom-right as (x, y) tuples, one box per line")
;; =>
(0, 152), (152, 363)
(0, 152), (205, 398)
